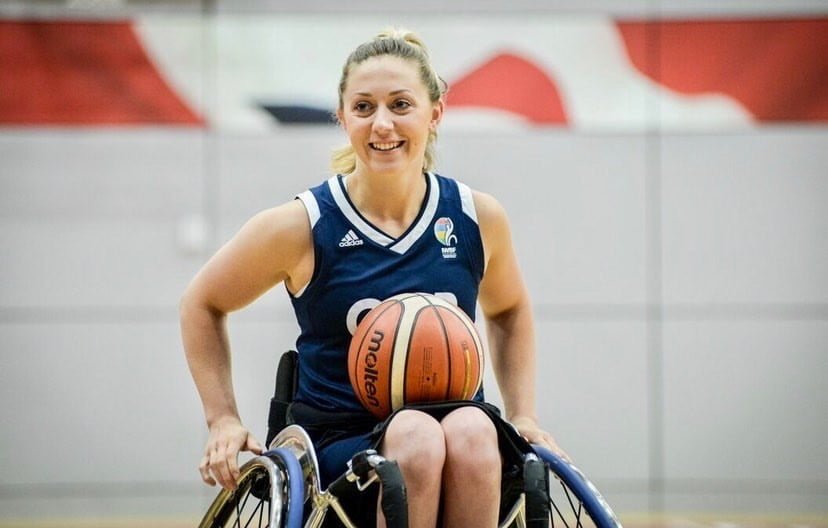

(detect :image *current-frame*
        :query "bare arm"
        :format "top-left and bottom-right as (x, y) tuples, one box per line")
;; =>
(179, 199), (313, 488)
(475, 191), (567, 456)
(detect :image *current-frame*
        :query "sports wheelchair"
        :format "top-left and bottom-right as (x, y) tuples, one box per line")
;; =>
(199, 351), (622, 527)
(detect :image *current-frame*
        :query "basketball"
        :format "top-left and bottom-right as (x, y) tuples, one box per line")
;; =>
(348, 292), (484, 419)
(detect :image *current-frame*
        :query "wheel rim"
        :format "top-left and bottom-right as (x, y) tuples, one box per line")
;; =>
(199, 457), (285, 528)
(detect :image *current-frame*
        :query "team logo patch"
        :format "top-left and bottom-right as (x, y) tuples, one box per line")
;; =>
(434, 217), (457, 259)
(339, 229), (363, 247)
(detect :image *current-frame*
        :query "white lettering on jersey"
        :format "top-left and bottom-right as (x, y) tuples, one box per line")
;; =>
(434, 292), (458, 306)
(346, 292), (459, 335)
(346, 298), (381, 335)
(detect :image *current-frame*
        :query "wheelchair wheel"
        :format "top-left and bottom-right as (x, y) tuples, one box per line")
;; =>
(199, 449), (305, 528)
(532, 445), (622, 528)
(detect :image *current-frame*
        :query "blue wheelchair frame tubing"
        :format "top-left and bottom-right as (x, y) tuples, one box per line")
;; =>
(532, 445), (620, 528)
(264, 447), (306, 528)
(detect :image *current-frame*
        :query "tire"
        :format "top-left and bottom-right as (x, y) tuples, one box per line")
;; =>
(532, 445), (623, 528)
(199, 449), (305, 528)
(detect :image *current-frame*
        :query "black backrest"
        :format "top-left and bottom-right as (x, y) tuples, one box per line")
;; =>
(265, 350), (298, 448)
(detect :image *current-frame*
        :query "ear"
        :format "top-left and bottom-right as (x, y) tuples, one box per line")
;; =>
(336, 108), (346, 130)
(429, 99), (444, 131)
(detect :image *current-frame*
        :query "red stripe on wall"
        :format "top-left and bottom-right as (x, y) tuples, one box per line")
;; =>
(617, 18), (828, 122)
(0, 20), (203, 125)
(446, 52), (568, 125)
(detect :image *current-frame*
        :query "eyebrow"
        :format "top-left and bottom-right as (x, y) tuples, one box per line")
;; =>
(352, 89), (414, 97)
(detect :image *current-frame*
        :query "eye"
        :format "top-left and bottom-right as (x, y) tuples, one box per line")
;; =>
(391, 99), (412, 111)
(353, 101), (373, 113)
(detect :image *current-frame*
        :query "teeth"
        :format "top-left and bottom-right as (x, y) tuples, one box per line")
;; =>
(371, 141), (402, 151)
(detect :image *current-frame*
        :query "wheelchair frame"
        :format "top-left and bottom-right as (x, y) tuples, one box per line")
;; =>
(198, 351), (623, 528)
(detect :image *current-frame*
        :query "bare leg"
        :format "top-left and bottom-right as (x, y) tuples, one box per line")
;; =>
(441, 407), (501, 528)
(378, 410), (445, 528)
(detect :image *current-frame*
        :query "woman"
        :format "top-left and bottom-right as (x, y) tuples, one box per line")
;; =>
(180, 28), (564, 527)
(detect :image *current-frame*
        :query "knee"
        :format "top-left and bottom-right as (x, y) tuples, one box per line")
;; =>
(442, 407), (501, 473)
(382, 410), (445, 480)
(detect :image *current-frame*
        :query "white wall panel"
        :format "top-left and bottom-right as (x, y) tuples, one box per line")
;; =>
(662, 321), (828, 482)
(661, 130), (828, 304)
(441, 133), (648, 306)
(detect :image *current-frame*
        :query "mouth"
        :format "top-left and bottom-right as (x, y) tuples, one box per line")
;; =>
(369, 141), (405, 152)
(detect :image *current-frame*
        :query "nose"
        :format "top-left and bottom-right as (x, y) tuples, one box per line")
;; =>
(372, 106), (394, 135)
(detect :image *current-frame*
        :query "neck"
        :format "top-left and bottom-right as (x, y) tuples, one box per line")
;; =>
(345, 168), (428, 236)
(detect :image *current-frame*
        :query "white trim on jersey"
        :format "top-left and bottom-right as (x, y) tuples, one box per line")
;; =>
(296, 190), (321, 228)
(291, 190), (320, 299)
(328, 176), (394, 247)
(327, 173), (440, 255)
(457, 181), (478, 224)
(389, 172), (440, 254)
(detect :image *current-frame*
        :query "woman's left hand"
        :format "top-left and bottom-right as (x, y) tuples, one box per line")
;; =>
(511, 415), (571, 463)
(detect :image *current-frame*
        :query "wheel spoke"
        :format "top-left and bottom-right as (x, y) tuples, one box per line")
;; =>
(234, 494), (242, 528)
(243, 496), (266, 528)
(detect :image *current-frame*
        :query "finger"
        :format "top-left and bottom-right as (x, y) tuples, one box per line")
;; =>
(210, 445), (238, 491)
(199, 455), (216, 486)
(246, 434), (264, 455)
(227, 434), (253, 480)
(546, 436), (572, 463)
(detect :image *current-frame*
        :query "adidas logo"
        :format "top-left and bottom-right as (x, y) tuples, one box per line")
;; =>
(338, 229), (364, 248)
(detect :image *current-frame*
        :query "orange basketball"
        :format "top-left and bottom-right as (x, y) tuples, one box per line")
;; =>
(348, 292), (484, 419)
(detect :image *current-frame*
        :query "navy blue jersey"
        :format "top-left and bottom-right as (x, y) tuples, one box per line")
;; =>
(290, 172), (485, 412)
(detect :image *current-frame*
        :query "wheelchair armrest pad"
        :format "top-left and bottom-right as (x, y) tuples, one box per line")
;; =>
(523, 454), (551, 524)
(326, 456), (408, 528)
(266, 399), (290, 446)
(265, 351), (298, 447)
(376, 460), (408, 528)
(274, 350), (298, 402)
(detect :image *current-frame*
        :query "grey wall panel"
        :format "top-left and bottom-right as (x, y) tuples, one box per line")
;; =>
(0, 319), (300, 518)
(215, 131), (339, 220)
(662, 321), (828, 482)
(0, 220), (205, 309)
(0, 322), (203, 484)
(220, 319), (303, 436)
(534, 320), (650, 482)
(440, 133), (648, 306)
(0, 130), (208, 309)
(661, 130), (828, 305)
(0, 131), (205, 221)
(212, 131), (650, 306)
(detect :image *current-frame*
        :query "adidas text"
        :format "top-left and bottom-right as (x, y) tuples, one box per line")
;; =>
(339, 230), (364, 247)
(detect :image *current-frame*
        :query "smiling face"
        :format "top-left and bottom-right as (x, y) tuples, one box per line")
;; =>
(338, 55), (443, 178)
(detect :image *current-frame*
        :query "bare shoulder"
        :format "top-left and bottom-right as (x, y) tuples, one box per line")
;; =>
(471, 189), (509, 226)
(233, 198), (314, 283)
(243, 198), (311, 244)
(184, 198), (313, 313)
(470, 188), (525, 316)
(471, 189), (512, 258)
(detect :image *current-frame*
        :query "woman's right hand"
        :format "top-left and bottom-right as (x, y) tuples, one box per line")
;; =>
(199, 416), (264, 490)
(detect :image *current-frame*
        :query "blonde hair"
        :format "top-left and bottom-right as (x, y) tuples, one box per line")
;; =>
(331, 28), (447, 175)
